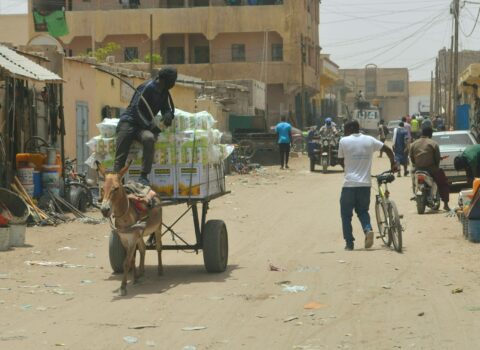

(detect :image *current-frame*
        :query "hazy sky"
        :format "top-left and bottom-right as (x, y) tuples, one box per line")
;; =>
(321, 0), (480, 81)
(3, 0), (480, 82)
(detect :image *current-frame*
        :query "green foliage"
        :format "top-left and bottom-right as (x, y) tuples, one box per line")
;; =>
(144, 53), (162, 64)
(89, 42), (121, 62)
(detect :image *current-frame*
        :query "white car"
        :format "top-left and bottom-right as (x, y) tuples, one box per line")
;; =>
(432, 131), (478, 183)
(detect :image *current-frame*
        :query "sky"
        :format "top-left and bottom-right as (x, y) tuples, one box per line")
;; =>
(321, 0), (480, 81)
(3, 0), (480, 82)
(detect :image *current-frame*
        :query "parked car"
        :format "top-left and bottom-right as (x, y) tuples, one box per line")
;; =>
(432, 130), (478, 184)
(387, 120), (402, 139)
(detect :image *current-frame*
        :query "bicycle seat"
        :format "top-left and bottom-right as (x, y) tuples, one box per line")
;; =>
(376, 174), (395, 184)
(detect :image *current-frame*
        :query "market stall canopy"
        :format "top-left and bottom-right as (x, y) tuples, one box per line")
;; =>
(0, 45), (63, 83)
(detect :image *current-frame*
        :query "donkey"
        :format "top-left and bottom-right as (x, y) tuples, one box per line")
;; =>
(96, 161), (163, 296)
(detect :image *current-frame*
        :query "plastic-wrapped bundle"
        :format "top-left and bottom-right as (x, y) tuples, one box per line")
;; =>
(96, 118), (119, 138)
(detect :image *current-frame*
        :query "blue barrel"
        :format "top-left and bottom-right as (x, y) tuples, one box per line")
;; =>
(468, 219), (480, 243)
(33, 171), (42, 198)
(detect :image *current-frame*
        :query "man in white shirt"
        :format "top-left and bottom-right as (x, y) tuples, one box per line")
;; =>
(338, 120), (396, 250)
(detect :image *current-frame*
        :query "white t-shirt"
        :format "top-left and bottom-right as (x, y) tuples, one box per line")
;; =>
(338, 133), (384, 187)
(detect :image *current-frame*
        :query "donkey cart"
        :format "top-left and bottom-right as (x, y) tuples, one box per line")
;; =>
(108, 191), (230, 274)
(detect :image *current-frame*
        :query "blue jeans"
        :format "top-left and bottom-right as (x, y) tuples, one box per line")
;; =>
(340, 187), (372, 244)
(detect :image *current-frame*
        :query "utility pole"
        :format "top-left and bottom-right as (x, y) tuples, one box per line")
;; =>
(435, 58), (440, 116)
(453, 0), (460, 129)
(430, 71), (434, 117)
(448, 36), (454, 128)
(300, 34), (307, 128)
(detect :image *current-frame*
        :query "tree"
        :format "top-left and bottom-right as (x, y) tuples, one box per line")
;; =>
(144, 53), (162, 65)
(90, 42), (121, 62)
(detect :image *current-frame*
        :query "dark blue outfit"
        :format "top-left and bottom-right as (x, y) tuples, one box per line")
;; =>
(114, 79), (174, 175)
(340, 187), (372, 244)
(394, 128), (408, 166)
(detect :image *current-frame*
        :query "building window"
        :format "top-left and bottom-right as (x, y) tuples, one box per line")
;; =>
(272, 43), (283, 61)
(194, 46), (209, 64)
(387, 80), (405, 93)
(166, 0), (184, 8)
(365, 81), (376, 94)
(166, 47), (185, 64)
(124, 47), (138, 62)
(231, 44), (245, 62)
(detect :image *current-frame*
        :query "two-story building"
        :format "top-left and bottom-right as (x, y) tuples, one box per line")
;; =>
(28, 0), (321, 128)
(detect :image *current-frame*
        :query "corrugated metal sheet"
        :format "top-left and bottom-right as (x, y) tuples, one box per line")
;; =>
(0, 45), (63, 83)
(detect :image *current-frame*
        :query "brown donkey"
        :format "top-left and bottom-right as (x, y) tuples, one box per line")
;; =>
(97, 161), (163, 296)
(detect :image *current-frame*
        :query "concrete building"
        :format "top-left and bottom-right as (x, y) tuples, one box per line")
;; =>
(27, 0), (321, 128)
(339, 66), (409, 122)
(0, 14), (29, 46)
(316, 54), (339, 122)
(409, 81), (430, 116)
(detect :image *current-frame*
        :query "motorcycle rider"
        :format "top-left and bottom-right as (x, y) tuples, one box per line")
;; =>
(409, 127), (450, 211)
(319, 118), (338, 137)
(114, 67), (177, 186)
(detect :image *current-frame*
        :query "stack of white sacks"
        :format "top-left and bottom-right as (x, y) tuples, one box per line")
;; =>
(86, 109), (233, 199)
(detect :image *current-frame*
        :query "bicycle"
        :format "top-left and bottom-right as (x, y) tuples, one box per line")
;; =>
(372, 170), (403, 253)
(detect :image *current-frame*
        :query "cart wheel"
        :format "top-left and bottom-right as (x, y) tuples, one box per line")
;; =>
(203, 220), (228, 273)
(109, 230), (126, 273)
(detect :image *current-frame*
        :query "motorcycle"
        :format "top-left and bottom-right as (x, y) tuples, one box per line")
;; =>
(307, 132), (340, 173)
(412, 170), (441, 214)
(63, 158), (97, 212)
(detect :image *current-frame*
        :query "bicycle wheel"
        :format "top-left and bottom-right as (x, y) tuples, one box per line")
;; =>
(388, 200), (403, 253)
(375, 196), (391, 247)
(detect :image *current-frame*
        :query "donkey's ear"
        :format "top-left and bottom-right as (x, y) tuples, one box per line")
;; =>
(96, 161), (106, 178)
(118, 159), (132, 179)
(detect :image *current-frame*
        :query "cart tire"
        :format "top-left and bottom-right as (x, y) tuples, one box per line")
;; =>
(109, 231), (126, 273)
(203, 220), (228, 273)
(69, 186), (88, 213)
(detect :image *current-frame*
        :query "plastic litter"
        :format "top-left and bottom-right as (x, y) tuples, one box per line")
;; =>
(183, 346), (197, 350)
(128, 324), (157, 329)
(282, 285), (307, 293)
(304, 302), (326, 310)
(123, 336), (138, 344)
(146, 340), (156, 347)
(57, 247), (77, 251)
(452, 287), (463, 294)
(20, 304), (33, 310)
(182, 326), (207, 331)
(25, 260), (66, 267)
(80, 280), (93, 285)
(283, 316), (299, 323)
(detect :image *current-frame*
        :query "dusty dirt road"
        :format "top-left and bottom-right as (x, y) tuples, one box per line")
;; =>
(1, 154), (480, 350)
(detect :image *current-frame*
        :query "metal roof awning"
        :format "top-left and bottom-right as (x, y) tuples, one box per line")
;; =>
(0, 45), (63, 83)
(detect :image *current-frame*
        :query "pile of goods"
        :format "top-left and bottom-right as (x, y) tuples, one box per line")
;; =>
(86, 109), (233, 199)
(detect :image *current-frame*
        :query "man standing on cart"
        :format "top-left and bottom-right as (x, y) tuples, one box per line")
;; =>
(114, 67), (178, 186)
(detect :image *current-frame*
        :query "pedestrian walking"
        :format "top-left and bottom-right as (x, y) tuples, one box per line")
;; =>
(393, 122), (410, 177)
(411, 115), (420, 139)
(275, 117), (293, 169)
(378, 120), (388, 158)
(338, 120), (396, 251)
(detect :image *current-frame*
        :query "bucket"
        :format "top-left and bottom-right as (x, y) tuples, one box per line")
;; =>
(0, 188), (29, 224)
(9, 224), (26, 247)
(17, 167), (34, 185)
(16, 153), (46, 172)
(0, 226), (10, 251)
(468, 219), (480, 243)
(33, 171), (42, 198)
(42, 165), (60, 195)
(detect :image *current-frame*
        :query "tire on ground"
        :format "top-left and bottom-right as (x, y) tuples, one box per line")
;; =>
(109, 231), (126, 273)
(203, 220), (229, 273)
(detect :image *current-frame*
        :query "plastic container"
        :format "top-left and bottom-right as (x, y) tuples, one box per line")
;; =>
(468, 219), (480, 243)
(0, 226), (10, 251)
(42, 164), (61, 195)
(46, 148), (57, 165)
(9, 224), (26, 246)
(33, 171), (42, 198)
(17, 167), (34, 185)
(0, 188), (29, 224)
(16, 153), (46, 172)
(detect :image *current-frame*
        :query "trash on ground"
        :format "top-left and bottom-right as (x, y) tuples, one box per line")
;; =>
(20, 304), (33, 310)
(0, 273), (8, 279)
(25, 260), (67, 267)
(337, 260), (346, 264)
(86, 253), (96, 258)
(417, 312), (425, 317)
(123, 336), (138, 344)
(57, 247), (77, 251)
(283, 316), (299, 323)
(296, 266), (320, 273)
(128, 324), (157, 329)
(208, 296), (224, 301)
(55, 343), (65, 347)
(182, 326), (207, 331)
(52, 288), (74, 295)
(36, 306), (48, 311)
(381, 285), (391, 290)
(146, 340), (156, 347)
(467, 306), (480, 312)
(303, 302), (326, 310)
(318, 251), (335, 254)
(269, 263), (285, 272)
(80, 280), (93, 285)
(282, 285), (307, 293)
(44, 283), (61, 288)
(183, 346), (197, 350)
(275, 280), (291, 285)
(452, 287), (463, 294)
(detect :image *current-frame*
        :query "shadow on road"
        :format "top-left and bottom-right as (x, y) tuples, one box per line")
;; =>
(108, 264), (239, 300)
